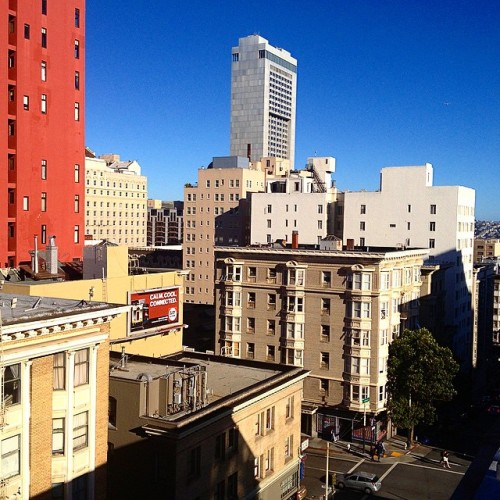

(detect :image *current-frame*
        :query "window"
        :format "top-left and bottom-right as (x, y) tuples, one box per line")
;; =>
(267, 319), (275, 335)
(215, 480), (225, 500)
(109, 396), (117, 428)
(41, 27), (47, 48)
(352, 301), (371, 318)
(350, 329), (370, 346)
(188, 446), (201, 477)
(430, 204), (437, 214)
(1, 435), (20, 479)
(320, 352), (330, 369)
(74, 164), (80, 182)
(74, 102), (80, 121)
(227, 472), (238, 499)
(75, 8), (80, 28)
(267, 204), (272, 214)
(41, 94), (47, 113)
(254, 457), (261, 478)
(321, 298), (330, 314)
(247, 266), (256, 281)
(2, 364), (21, 406)
(41, 192), (47, 211)
(73, 411), (88, 451)
(75, 70), (80, 90)
(22, 196), (29, 210)
(285, 435), (293, 459)
(74, 349), (89, 386)
(321, 325), (330, 342)
(266, 345), (275, 361)
(74, 194), (80, 212)
(246, 342), (255, 359)
(353, 273), (372, 290)
(52, 418), (65, 455)
(42, 0), (47, 15)
(429, 221), (436, 231)
(378, 385), (386, 402)
(266, 406), (275, 431)
(352, 357), (369, 375)
(22, 94), (29, 110)
(41, 159), (47, 179)
(247, 292), (256, 308)
(322, 271), (331, 287)
(317, 220), (323, 230)
(360, 204), (366, 214)
(247, 317), (255, 333)
(320, 379), (329, 395)
(429, 238), (435, 249)
(74, 225), (80, 243)
(24, 23), (30, 39)
(74, 40), (80, 59)
(41, 224), (47, 244)
(360, 221), (366, 231)
(285, 395), (294, 419)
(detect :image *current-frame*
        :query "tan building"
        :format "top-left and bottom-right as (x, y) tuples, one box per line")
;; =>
(108, 350), (308, 500)
(84, 151), (148, 246)
(183, 156), (280, 305)
(3, 243), (186, 358)
(474, 239), (500, 263)
(0, 293), (126, 499)
(213, 245), (428, 439)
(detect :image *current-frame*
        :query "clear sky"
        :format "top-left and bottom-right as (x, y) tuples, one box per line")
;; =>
(85, 0), (499, 220)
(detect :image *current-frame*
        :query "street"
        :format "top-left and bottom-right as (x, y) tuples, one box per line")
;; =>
(302, 445), (470, 499)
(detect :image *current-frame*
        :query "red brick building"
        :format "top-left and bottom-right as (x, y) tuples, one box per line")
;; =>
(2, 0), (85, 267)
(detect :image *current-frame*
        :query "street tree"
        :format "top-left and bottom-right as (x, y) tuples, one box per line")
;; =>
(387, 327), (459, 443)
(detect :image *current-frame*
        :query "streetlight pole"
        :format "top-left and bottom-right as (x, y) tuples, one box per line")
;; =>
(325, 441), (330, 499)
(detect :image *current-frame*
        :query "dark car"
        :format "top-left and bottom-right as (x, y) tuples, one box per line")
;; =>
(336, 472), (382, 494)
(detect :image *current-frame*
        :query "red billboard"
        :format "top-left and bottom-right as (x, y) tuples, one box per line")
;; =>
(130, 287), (179, 331)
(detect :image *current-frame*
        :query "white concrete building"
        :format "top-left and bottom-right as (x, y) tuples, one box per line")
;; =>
(341, 164), (476, 368)
(84, 152), (148, 246)
(230, 35), (297, 168)
(250, 157), (338, 246)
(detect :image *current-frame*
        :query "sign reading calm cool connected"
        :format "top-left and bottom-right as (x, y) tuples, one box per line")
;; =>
(130, 287), (179, 331)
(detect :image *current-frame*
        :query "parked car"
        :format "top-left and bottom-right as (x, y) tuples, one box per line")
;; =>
(336, 472), (382, 494)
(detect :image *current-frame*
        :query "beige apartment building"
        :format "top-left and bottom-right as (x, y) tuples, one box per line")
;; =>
(213, 245), (428, 439)
(108, 350), (308, 500)
(474, 239), (500, 263)
(84, 152), (148, 246)
(183, 156), (292, 305)
(0, 293), (126, 499)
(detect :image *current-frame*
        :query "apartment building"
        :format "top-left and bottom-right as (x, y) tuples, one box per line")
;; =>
(147, 199), (183, 246)
(213, 245), (428, 438)
(230, 35), (297, 168)
(84, 152), (147, 246)
(341, 164), (476, 369)
(474, 239), (500, 263)
(108, 350), (308, 500)
(0, 293), (126, 499)
(250, 157), (337, 246)
(183, 156), (270, 305)
(2, 0), (85, 266)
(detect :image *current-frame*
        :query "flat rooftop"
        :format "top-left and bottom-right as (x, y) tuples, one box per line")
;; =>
(0, 292), (119, 326)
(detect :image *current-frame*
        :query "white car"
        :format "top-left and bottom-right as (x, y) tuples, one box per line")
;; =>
(336, 471), (382, 494)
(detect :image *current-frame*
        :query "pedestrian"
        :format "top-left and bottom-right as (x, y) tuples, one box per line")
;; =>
(330, 428), (336, 442)
(376, 442), (383, 462)
(441, 450), (451, 469)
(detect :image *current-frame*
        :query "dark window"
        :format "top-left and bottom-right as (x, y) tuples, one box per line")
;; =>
(3, 364), (21, 406)
(109, 397), (117, 428)
(75, 8), (80, 28)
(24, 24), (30, 39)
(41, 224), (47, 244)
(75, 71), (80, 90)
(42, 0), (47, 15)
(74, 40), (80, 59)
(41, 28), (47, 48)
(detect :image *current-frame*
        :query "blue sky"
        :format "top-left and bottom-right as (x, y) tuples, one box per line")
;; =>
(86, 0), (499, 220)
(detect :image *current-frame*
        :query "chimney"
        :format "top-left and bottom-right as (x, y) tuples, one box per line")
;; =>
(292, 231), (299, 249)
(346, 239), (355, 251)
(46, 235), (59, 275)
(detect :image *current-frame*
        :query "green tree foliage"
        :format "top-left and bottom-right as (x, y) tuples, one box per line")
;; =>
(387, 328), (459, 442)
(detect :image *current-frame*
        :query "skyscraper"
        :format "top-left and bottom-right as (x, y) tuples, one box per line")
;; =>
(1, 1), (85, 267)
(230, 35), (297, 168)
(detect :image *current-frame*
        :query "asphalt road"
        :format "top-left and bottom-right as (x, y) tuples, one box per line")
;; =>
(302, 447), (470, 499)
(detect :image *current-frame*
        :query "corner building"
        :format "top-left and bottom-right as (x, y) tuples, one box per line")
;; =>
(1, 0), (85, 267)
(214, 245), (428, 438)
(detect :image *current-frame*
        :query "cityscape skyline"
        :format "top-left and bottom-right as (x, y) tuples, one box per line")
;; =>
(86, 0), (499, 220)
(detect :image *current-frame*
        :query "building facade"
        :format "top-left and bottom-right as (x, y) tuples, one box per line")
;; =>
(213, 246), (428, 438)
(183, 156), (269, 305)
(341, 164), (476, 369)
(108, 350), (308, 500)
(2, 0), (85, 267)
(0, 293), (126, 499)
(230, 35), (297, 168)
(84, 153), (147, 246)
(474, 239), (500, 263)
(147, 199), (183, 246)
(250, 157), (337, 246)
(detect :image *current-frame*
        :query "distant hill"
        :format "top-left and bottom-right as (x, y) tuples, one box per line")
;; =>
(475, 220), (500, 239)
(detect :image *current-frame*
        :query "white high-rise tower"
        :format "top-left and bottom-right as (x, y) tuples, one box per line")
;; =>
(230, 35), (297, 168)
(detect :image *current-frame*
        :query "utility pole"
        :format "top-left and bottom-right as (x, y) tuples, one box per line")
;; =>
(325, 441), (330, 499)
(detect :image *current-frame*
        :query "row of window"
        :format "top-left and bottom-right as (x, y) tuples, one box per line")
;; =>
(85, 179), (145, 190)
(86, 189), (146, 198)
(359, 203), (438, 215)
(17, 193), (80, 213)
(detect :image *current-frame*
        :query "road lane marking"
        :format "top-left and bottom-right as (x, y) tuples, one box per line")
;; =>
(402, 462), (465, 475)
(347, 458), (365, 473)
(379, 462), (398, 481)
